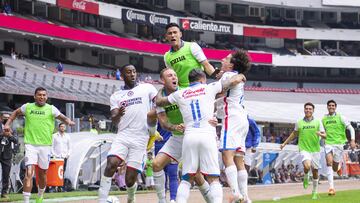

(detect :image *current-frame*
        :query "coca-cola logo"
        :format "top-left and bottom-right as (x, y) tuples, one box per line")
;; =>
(72, 0), (86, 10)
(181, 19), (190, 30)
(182, 88), (205, 99)
(261, 29), (280, 37)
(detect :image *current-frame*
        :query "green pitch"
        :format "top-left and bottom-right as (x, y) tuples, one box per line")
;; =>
(255, 190), (360, 203)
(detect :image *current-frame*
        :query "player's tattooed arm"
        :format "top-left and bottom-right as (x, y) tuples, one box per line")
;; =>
(280, 131), (298, 150)
(221, 73), (247, 92)
(57, 114), (75, 126)
(111, 106), (125, 125)
(155, 88), (171, 107)
(158, 112), (184, 133)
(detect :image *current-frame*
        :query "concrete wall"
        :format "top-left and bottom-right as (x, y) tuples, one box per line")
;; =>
(143, 56), (160, 72)
(168, 0), (185, 11)
(115, 54), (129, 67)
(14, 39), (29, 56)
(199, 0), (216, 16)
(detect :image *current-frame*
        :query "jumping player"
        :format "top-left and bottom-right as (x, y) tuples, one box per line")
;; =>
(153, 68), (213, 203)
(156, 69), (246, 203)
(217, 50), (252, 203)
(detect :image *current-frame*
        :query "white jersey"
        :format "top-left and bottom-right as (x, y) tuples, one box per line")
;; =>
(218, 71), (246, 116)
(110, 83), (157, 145)
(168, 82), (222, 135)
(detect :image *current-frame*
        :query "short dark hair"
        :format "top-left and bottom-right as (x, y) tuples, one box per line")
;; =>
(165, 23), (180, 31)
(34, 87), (47, 95)
(188, 69), (206, 83)
(327, 100), (337, 107)
(231, 50), (251, 74)
(59, 122), (65, 127)
(304, 102), (315, 109)
(160, 67), (172, 79)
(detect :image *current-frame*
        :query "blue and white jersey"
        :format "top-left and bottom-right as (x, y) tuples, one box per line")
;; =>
(218, 71), (246, 116)
(168, 82), (222, 135)
(110, 83), (157, 145)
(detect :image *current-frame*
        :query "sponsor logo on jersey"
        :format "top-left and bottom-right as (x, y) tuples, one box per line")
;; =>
(182, 88), (205, 99)
(30, 110), (45, 115)
(170, 55), (186, 66)
(303, 125), (316, 130)
(164, 104), (179, 113)
(119, 97), (143, 107)
(325, 120), (337, 125)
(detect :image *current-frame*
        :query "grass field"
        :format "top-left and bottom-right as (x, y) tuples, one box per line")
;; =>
(2, 189), (359, 202)
(0, 190), (129, 202)
(255, 190), (360, 203)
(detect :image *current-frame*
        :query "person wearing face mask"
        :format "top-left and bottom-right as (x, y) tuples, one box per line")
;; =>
(0, 112), (18, 199)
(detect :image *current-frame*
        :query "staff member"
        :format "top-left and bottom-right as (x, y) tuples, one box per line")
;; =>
(51, 122), (71, 192)
(0, 112), (18, 199)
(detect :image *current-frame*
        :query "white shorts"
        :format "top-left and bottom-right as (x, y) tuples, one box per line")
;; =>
(158, 136), (183, 162)
(107, 138), (146, 172)
(325, 145), (344, 163)
(244, 148), (254, 166)
(24, 144), (51, 170)
(145, 176), (154, 187)
(219, 114), (249, 152)
(300, 151), (321, 169)
(182, 133), (220, 176)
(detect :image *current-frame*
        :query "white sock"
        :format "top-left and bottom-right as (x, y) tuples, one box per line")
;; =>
(127, 182), (138, 202)
(225, 165), (241, 199)
(23, 192), (31, 203)
(209, 181), (223, 203)
(237, 169), (249, 200)
(327, 166), (334, 189)
(98, 176), (112, 203)
(176, 180), (191, 203)
(38, 186), (46, 197)
(198, 180), (212, 203)
(154, 170), (166, 202)
(313, 178), (319, 193)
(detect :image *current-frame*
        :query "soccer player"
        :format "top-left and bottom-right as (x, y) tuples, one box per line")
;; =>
(217, 50), (252, 203)
(153, 68), (213, 203)
(280, 102), (326, 200)
(98, 64), (157, 203)
(3, 87), (75, 203)
(244, 116), (261, 172)
(156, 69), (246, 203)
(322, 100), (355, 196)
(164, 23), (218, 87)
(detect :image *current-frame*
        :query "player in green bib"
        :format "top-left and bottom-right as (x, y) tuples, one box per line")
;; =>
(280, 102), (326, 200)
(4, 87), (74, 203)
(164, 23), (218, 88)
(153, 68), (215, 203)
(322, 100), (355, 196)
